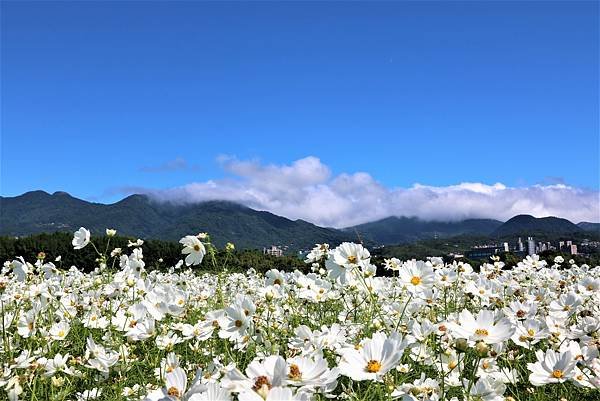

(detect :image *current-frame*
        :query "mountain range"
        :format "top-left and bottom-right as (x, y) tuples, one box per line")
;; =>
(0, 191), (355, 251)
(1, 191), (598, 251)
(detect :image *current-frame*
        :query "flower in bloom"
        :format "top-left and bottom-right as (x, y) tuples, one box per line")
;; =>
(325, 242), (370, 284)
(398, 260), (435, 294)
(49, 320), (70, 341)
(180, 235), (206, 266)
(391, 373), (440, 400)
(467, 376), (506, 401)
(43, 353), (75, 377)
(189, 383), (232, 401)
(338, 332), (407, 381)
(224, 355), (288, 399)
(106, 228), (117, 237)
(144, 366), (205, 400)
(447, 309), (515, 345)
(285, 354), (339, 394)
(238, 387), (306, 401)
(72, 227), (90, 249)
(527, 349), (577, 386)
(10, 257), (30, 282)
(75, 388), (102, 401)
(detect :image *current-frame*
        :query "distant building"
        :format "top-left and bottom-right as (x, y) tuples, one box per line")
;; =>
(527, 237), (536, 256)
(559, 241), (565, 250)
(503, 242), (510, 252)
(569, 244), (578, 255)
(466, 246), (504, 260)
(263, 245), (284, 257)
(517, 237), (524, 252)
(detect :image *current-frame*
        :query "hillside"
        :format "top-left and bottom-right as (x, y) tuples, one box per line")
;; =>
(0, 191), (355, 251)
(492, 214), (583, 237)
(578, 222), (600, 233)
(345, 216), (502, 245)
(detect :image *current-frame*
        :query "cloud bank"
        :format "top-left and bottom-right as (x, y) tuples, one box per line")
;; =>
(133, 156), (600, 227)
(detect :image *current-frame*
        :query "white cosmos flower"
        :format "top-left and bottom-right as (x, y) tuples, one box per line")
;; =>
(527, 349), (577, 386)
(398, 260), (435, 293)
(11, 257), (30, 281)
(223, 355), (288, 398)
(43, 353), (74, 377)
(447, 309), (515, 345)
(72, 227), (91, 249)
(391, 373), (440, 400)
(180, 235), (206, 266)
(144, 366), (205, 401)
(188, 383), (232, 401)
(238, 386), (306, 401)
(338, 332), (408, 381)
(325, 242), (371, 284)
(49, 320), (70, 341)
(467, 376), (506, 401)
(75, 388), (102, 401)
(285, 354), (339, 393)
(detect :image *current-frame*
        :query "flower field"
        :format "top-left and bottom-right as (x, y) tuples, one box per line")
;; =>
(1, 228), (599, 401)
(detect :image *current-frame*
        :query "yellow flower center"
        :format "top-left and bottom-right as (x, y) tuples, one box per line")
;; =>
(527, 329), (535, 337)
(167, 386), (180, 397)
(410, 276), (421, 286)
(475, 329), (489, 336)
(552, 369), (564, 379)
(288, 364), (302, 381)
(365, 360), (382, 373)
(347, 255), (357, 264)
(252, 376), (272, 398)
(234, 320), (243, 328)
(58, 330), (65, 337)
(448, 361), (458, 369)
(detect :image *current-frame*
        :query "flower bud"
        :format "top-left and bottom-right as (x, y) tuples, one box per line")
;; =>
(454, 338), (469, 352)
(475, 341), (489, 356)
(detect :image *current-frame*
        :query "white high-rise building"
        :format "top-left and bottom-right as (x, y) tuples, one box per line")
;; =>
(527, 237), (536, 256)
(517, 237), (524, 252)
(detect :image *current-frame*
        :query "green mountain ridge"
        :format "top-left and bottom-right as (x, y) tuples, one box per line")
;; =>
(344, 216), (503, 245)
(491, 214), (583, 237)
(578, 222), (600, 233)
(2, 191), (597, 251)
(0, 191), (355, 251)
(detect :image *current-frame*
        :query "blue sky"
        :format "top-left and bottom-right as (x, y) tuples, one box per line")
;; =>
(1, 1), (599, 223)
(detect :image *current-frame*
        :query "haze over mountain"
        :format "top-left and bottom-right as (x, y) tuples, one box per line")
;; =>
(345, 217), (503, 245)
(1, 191), (595, 250)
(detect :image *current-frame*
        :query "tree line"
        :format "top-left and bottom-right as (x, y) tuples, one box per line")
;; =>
(0, 232), (306, 273)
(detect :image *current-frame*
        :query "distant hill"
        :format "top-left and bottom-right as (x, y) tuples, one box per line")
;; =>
(578, 222), (600, 233)
(345, 216), (502, 245)
(0, 191), (356, 252)
(492, 215), (583, 237)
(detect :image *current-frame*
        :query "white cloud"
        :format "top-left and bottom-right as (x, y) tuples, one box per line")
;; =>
(137, 156), (600, 227)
